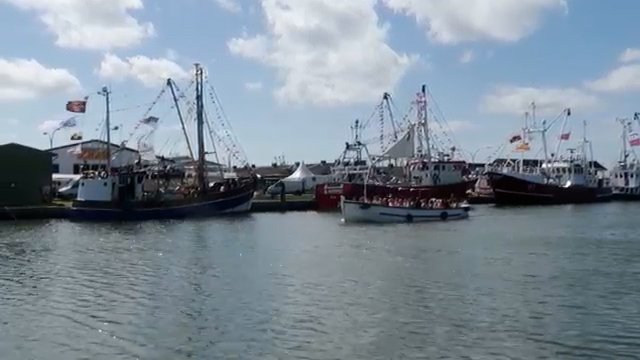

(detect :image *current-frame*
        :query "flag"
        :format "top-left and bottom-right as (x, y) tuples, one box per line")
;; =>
(515, 142), (530, 152)
(112, 125), (120, 131)
(630, 132), (640, 147)
(70, 132), (82, 141)
(58, 116), (77, 129)
(560, 132), (571, 140)
(66, 97), (88, 113)
(140, 116), (159, 125)
(509, 134), (522, 143)
(566, 108), (571, 116)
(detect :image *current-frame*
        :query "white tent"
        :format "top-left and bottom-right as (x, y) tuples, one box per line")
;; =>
(266, 162), (330, 195)
(283, 162), (315, 181)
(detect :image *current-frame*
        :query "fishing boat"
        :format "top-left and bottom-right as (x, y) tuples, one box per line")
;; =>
(487, 110), (612, 205)
(340, 195), (470, 223)
(68, 64), (256, 221)
(316, 86), (475, 210)
(610, 114), (640, 200)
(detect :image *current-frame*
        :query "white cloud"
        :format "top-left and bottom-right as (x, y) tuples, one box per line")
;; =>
(227, 0), (417, 107)
(213, 0), (241, 13)
(244, 82), (263, 91)
(445, 120), (475, 132)
(480, 86), (600, 115)
(38, 120), (61, 132)
(583, 48), (640, 93)
(1, 0), (154, 50)
(459, 50), (475, 64)
(585, 64), (640, 93)
(96, 53), (190, 88)
(618, 48), (640, 63)
(381, 0), (567, 44)
(3, 119), (19, 126)
(0, 58), (81, 101)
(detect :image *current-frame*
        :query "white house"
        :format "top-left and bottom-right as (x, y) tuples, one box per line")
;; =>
(49, 139), (140, 174)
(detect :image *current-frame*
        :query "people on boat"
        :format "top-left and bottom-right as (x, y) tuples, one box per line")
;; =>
(360, 195), (461, 209)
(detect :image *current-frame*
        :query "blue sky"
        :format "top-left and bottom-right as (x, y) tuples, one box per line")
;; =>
(0, 0), (639, 167)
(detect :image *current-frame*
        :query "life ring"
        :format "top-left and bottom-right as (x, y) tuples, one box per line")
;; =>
(406, 213), (413, 222)
(99, 171), (108, 179)
(440, 211), (448, 221)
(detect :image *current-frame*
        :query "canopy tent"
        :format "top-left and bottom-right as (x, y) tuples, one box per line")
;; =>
(283, 162), (315, 181)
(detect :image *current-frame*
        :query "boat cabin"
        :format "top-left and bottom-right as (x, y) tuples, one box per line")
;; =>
(406, 160), (470, 186)
(610, 160), (640, 193)
(540, 161), (603, 187)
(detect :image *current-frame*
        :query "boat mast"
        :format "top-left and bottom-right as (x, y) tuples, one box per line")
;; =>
(98, 86), (112, 172)
(167, 79), (195, 161)
(420, 85), (433, 182)
(617, 117), (628, 165)
(194, 63), (206, 193)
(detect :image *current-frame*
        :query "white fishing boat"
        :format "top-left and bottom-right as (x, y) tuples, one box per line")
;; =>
(340, 196), (469, 223)
(610, 114), (640, 200)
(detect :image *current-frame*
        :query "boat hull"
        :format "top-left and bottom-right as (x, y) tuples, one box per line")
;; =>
(69, 189), (254, 221)
(316, 179), (475, 211)
(487, 171), (612, 205)
(611, 187), (640, 201)
(340, 197), (470, 223)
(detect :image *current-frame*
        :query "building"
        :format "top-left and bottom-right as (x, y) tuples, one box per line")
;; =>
(49, 139), (140, 174)
(166, 155), (226, 177)
(0, 143), (52, 206)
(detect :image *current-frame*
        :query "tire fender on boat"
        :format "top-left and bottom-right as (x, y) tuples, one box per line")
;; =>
(440, 211), (448, 221)
(406, 213), (413, 222)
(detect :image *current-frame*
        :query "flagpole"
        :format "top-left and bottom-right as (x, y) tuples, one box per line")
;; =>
(98, 86), (112, 173)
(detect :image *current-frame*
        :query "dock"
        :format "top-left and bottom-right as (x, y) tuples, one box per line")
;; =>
(0, 194), (317, 221)
(0, 204), (68, 221)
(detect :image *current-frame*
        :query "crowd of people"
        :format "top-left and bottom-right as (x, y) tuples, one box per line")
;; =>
(360, 194), (461, 209)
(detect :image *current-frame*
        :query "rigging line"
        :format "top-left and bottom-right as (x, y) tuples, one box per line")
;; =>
(204, 78), (248, 161)
(123, 85), (168, 145)
(424, 85), (464, 151)
(362, 98), (383, 129)
(204, 79), (249, 162)
(111, 102), (157, 113)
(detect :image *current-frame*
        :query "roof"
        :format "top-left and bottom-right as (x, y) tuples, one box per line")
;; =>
(167, 155), (223, 167)
(0, 142), (53, 157)
(48, 139), (138, 153)
(284, 162), (315, 180)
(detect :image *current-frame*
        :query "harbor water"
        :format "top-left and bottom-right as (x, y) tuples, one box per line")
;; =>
(2, 203), (640, 359)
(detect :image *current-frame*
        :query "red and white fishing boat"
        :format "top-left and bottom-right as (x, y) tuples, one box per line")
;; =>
(316, 85), (475, 210)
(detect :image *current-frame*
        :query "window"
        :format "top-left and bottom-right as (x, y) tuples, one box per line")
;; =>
(52, 164), (60, 173)
(73, 164), (81, 174)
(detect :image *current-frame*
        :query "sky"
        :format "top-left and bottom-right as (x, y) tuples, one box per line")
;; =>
(1, 0), (640, 167)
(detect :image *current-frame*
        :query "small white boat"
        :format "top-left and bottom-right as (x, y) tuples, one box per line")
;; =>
(340, 196), (470, 223)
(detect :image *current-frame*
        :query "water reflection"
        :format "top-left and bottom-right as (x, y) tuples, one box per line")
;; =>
(1, 205), (640, 358)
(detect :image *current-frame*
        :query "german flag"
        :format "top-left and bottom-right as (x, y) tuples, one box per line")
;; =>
(66, 98), (87, 113)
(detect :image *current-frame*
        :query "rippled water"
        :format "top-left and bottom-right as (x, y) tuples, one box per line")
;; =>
(1, 203), (640, 359)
